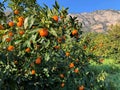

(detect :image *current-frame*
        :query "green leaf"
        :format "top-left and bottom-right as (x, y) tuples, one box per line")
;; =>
(24, 15), (35, 29)
(45, 53), (50, 61)
(28, 15), (35, 29)
(45, 40), (50, 48)
(50, 28), (58, 37)
(24, 17), (29, 29)
(55, 1), (60, 9)
(14, 40), (22, 45)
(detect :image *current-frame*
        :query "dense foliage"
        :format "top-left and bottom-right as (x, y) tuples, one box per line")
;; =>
(0, 0), (100, 90)
(1, 0), (119, 89)
(82, 24), (120, 61)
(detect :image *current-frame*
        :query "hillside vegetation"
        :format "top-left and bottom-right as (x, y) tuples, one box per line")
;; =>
(0, 0), (120, 90)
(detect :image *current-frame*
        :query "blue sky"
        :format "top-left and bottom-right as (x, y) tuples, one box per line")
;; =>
(36, 0), (120, 13)
(1, 0), (120, 13)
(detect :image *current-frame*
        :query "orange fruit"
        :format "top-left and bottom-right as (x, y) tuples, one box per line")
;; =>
(52, 15), (58, 22)
(99, 43), (103, 47)
(54, 46), (60, 49)
(25, 48), (30, 53)
(57, 38), (62, 43)
(83, 45), (87, 49)
(14, 10), (19, 14)
(78, 85), (84, 90)
(66, 52), (70, 57)
(39, 28), (48, 37)
(60, 74), (64, 78)
(19, 30), (24, 35)
(61, 82), (65, 87)
(8, 45), (14, 51)
(8, 32), (13, 37)
(31, 70), (36, 75)
(72, 29), (78, 36)
(6, 38), (11, 42)
(14, 60), (18, 65)
(69, 62), (74, 68)
(17, 22), (23, 27)
(63, 25), (66, 29)
(18, 16), (24, 22)
(74, 68), (79, 73)
(99, 59), (104, 63)
(0, 24), (4, 30)
(8, 21), (14, 27)
(35, 57), (41, 64)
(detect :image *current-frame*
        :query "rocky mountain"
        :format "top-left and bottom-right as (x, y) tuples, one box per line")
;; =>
(69, 10), (120, 32)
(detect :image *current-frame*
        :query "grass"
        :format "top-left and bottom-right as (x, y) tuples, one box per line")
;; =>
(89, 58), (120, 90)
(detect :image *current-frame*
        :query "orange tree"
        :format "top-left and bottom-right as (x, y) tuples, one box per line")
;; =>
(106, 24), (120, 60)
(83, 24), (120, 61)
(79, 32), (104, 62)
(0, 1), (101, 90)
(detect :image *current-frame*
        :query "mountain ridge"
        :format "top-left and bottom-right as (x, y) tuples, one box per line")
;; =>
(69, 9), (120, 32)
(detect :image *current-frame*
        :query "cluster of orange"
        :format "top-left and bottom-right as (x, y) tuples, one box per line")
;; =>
(8, 17), (24, 27)
(31, 57), (42, 75)
(38, 29), (78, 39)
(8, 10), (24, 28)
(4, 9), (84, 89)
(17, 16), (24, 27)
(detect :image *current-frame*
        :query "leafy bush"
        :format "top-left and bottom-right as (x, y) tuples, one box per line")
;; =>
(0, 1), (100, 90)
(83, 24), (120, 61)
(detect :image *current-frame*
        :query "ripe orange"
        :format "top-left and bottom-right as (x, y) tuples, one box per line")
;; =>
(39, 28), (48, 37)
(18, 16), (24, 22)
(60, 74), (64, 78)
(31, 70), (36, 75)
(61, 82), (65, 87)
(8, 45), (14, 51)
(6, 38), (11, 42)
(99, 43), (103, 47)
(19, 30), (24, 35)
(52, 15), (58, 22)
(74, 68), (79, 73)
(63, 25), (66, 29)
(8, 32), (13, 37)
(66, 52), (70, 57)
(83, 45), (87, 49)
(78, 85), (84, 90)
(35, 57), (41, 64)
(25, 48), (30, 53)
(8, 21), (14, 27)
(99, 59), (104, 63)
(69, 63), (74, 68)
(72, 29), (78, 36)
(54, 46), (60, 49)
(0, 24), (4, 30)
(14, 10), (19, 15)
(57, 38), (62, 43)
(17, 22), (23, 27)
